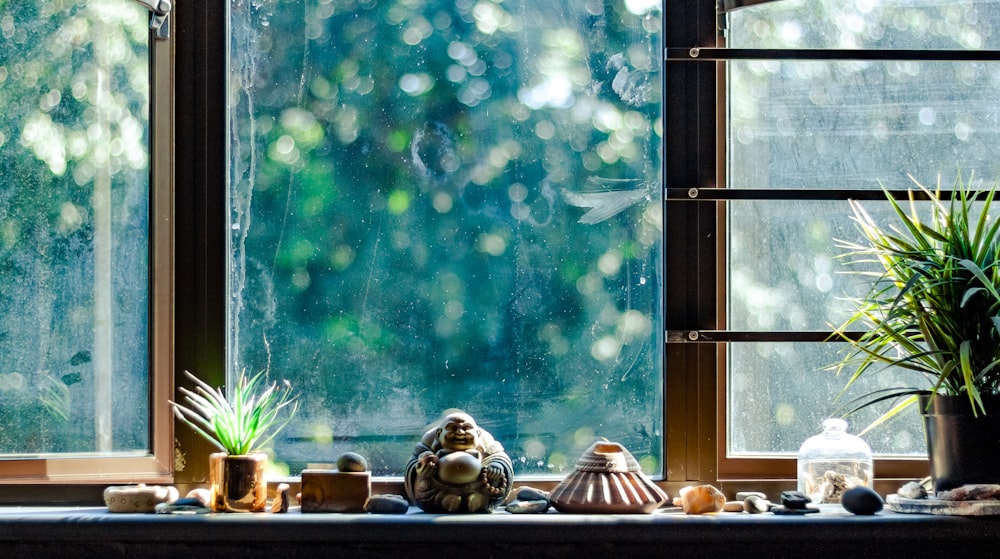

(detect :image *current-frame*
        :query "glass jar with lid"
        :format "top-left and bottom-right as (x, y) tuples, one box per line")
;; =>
(797, 418), (873, 506)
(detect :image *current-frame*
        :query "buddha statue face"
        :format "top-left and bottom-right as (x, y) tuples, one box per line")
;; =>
(437, 413), (479, 452)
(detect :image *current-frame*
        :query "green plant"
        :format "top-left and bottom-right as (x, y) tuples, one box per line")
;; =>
(170, 370), (299, 455)
(833, 173), (1000, 431)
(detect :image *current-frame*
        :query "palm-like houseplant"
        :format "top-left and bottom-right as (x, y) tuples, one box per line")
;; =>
(171, 370), (298, 511)
(833, 173), (1000, 490)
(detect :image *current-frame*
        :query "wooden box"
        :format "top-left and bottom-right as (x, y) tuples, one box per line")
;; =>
(300, 470), (372, 513)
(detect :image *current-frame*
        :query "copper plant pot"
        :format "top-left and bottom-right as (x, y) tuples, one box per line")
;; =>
(210, 452), (267, 512)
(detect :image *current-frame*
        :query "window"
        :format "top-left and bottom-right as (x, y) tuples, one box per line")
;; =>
(666, 0), (1000, 482)
(225, 0), (664, 478)
(0, 0), (171, 482)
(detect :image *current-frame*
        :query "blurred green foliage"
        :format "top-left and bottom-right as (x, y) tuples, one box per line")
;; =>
(0, 0), (150, 453)
(228, 0), (664, 475)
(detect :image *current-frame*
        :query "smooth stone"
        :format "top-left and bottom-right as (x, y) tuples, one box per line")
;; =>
(681, 484), (726, 514)
(506, 499), (550, 514)
(516, 486), (549, 502)
(364, 494), (409, 514)
(723, 500), (744, 512)
(186, 488), (212, 508)
(336, 452), (369, 473)
(772, 506), (820, 515)
(735, 491), (766, 501)
(104, 484), (180, 513)
(780, 490), (812, 510)
(744, 495), (770, 514)
(170, 497), (205, 507)
(841, 486), (884, 515)
(155, 499), (212, 514)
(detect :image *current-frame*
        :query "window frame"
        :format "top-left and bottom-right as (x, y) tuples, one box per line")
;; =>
(0, 3), (174, 486)
(662, 1), (1000, 487)
(3, 0), (946, 498)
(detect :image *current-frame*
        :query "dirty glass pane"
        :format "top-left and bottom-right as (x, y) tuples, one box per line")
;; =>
(726, 0), (1000, 456)
(0, 1), (151, 455)
(229, 0), (663, 477)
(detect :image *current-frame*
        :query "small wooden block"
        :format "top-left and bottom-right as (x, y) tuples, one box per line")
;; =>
(300, 470), (371, 513)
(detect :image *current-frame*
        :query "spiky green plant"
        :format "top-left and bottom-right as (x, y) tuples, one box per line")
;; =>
(833, 173), (1000, 431)
(170, 370), (299, 455)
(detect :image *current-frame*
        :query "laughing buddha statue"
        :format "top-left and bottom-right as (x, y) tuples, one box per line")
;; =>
(404, 411), (514, 513)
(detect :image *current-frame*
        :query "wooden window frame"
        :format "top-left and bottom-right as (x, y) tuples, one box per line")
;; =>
(661, 0), (987, 494)
(0, 6), (175, 488)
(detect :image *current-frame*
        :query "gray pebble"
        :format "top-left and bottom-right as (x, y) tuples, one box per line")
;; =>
(744, 495), (770, 514)
(506, 499), (549, 514)
(365, 494), (409, 514)
(516, 486), (549, 502)
(336, 452), (369, 473)
(736, 491), (767, 501)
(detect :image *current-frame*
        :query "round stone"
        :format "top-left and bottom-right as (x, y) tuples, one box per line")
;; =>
(841, 486), (884, 515)
(336, 452), (369, 473)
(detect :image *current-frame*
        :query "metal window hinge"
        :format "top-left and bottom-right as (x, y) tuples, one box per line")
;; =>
(129, 0), (171, 39)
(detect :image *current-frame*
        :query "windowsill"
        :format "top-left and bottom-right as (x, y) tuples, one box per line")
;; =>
(1, 505), (997, 558)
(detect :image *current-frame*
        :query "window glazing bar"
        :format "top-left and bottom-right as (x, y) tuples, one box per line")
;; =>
(717, 0), (783, 12)
(666, 47), (1000, 62)
(666, 330), (862, 343)
(666, 188), (985, 201)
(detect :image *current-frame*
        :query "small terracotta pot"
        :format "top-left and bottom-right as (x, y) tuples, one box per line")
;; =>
(209, 452), (267, 512)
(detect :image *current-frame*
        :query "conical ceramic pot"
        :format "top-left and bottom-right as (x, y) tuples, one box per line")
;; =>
(210, 452), (267, 512)
(549, 441), (667, 514)
(920, 393), (1000, 492)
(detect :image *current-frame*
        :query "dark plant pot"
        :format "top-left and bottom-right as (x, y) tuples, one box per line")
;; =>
(209, 452), (267, 512)
(920, 393), (1000, 492)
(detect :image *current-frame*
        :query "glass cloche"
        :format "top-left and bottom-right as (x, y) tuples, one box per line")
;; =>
(797, 418), (873, 506)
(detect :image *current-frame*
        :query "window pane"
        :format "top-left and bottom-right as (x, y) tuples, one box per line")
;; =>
(729, 0), (1000, 50)
(229, 1), (663, 476)
(0, 1), (151, 454)
(728, 342), (923, 456)
(729, 60), (1000, 189)
(725, 0), (1000, 456)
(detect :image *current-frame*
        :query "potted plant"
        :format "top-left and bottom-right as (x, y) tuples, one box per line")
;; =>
(171, 370), (298, 512)
(833, 172), (1000, 492)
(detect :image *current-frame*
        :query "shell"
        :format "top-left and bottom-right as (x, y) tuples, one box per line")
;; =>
(549, 441), (668, 514)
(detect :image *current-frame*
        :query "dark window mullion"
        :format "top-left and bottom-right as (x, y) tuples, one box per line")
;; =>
(667, 47), (1000, 61)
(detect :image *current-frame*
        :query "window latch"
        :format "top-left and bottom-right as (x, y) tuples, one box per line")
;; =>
(129, 0), (171, 39)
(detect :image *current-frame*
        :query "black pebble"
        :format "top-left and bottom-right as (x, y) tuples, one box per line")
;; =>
(841, 486), (883, 515)
(780, 490), (811, 510)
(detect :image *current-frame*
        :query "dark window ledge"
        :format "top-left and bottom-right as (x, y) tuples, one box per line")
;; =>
(0, 506), (996, 558)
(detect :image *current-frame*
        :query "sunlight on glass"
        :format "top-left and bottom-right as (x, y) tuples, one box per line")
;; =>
(0, 0), (150, 455)
(726, 0), (1000, 457)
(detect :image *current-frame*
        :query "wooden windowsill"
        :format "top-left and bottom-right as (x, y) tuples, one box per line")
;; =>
(0, 505), (997, 558)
